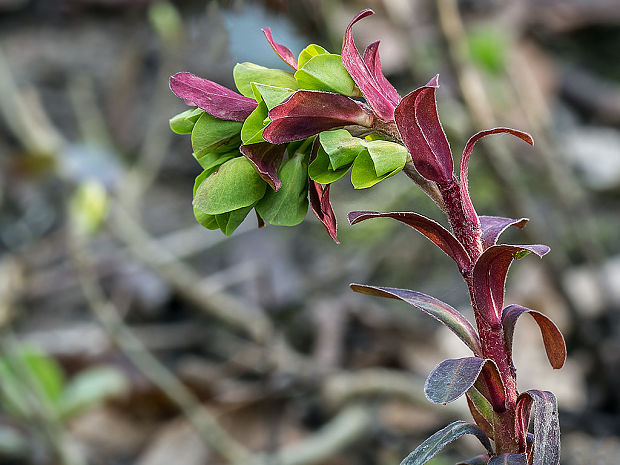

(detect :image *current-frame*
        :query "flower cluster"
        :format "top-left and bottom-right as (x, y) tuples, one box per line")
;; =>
(170, 8), (564, 464)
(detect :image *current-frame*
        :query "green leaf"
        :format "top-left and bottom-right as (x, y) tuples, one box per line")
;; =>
(194, 156), (267, 214)
(215, 205), (254, 236)
(193, 170), (221, 230)
(233, 62), (298, 98)
(18, 347), (65, 405)
(350, 148), (403, 189)
(400, 421), (493, 465)
(295, 54), (358, 96)
(170, 107), (204, 134)
(298, 44), (329, 68)
(252, 83), (295, 110)
(191, 112), (242, 167)
(308, 144), (351, 184)
(59, 367), (128, 419)
(319, 129), (365, 169)
(241, 101), (269, 145)
(256, 152), (308, 226)
(362, 139), (409, 176)
(467, 26), (508, 75)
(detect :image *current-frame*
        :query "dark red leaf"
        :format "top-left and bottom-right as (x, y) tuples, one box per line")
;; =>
(350, 284), (482, 355)
(479, 216), (529, 250)
(262, 27), (298, 70)
(341, 9), (398, 121)
(472, 244), (550, 324)
(348, 211), (471, 273)
(516, 390), (560, 465)
(240, 142), (287, 191)
(456, 455), (490, 465)
(169, 72), (257, 122)
(502, 305), (566, 370)
(459, 128), (533, 225)
(263, 90), (374, 144)
(362, 40), (400, 106)
(488, 454), (527, 465)
(474, 359), (507, 412)
(309, 180), (338, 243)
(394, 76), (454, 184)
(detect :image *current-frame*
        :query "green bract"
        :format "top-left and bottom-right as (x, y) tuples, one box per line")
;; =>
(252, 83), (295, 110)
(256, 151), (309, 226)
(319, 129), (365, 169)
(193, 156), (267, 215)
(308, 145), (352, 184)
(298, 44), (328, 68)
(295, 54), (358, 96)
(191, 112), (242, 168)
(233, 62), (298, 98)
(350, 140), (407, 189)
(170, 107), (204, 134)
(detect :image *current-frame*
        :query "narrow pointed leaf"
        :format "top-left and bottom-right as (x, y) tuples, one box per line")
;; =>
(341, 9), (397, 121)
(240, 142), (287, 191)
(467, 389), (495, 440)
(474, 359), (507, 412)
(193, 156), (266, 215)
(400, 421), (493, 465)
(456, 455), (490, 465)
(309, 180), (338, 243)
(348, 211), (471, 273)
(232, 62), (298, 98)
(479, 216), (529, 249)
(460, 128), (533, 224)
(262, 27), (298, 70)
(170, 72), (257, 122)
(394, 75), (453, 184)
(363, 40), (400, 106)
(516, 390), (560, 465)
(502, 305), (566, 370)
(295, 53), (358, 96)
(472, 244), (550, 323)
(263, 90), (374, 144)
(488, 454), (527, 465)
(256, 151), (308, 226)
(350, 284), (481, 355)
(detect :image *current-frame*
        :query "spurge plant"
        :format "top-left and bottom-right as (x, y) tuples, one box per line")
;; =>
(169, 9), (566, 464)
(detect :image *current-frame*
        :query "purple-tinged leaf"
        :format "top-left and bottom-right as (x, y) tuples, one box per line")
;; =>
(263, 90), (374, 144)
(169, 72), (257, 122)
(425, 357), (487, 404)
(240, 142), (286, 191)
(472, 244), (550, 324)
(394, 76), (454, 184)
(262, 27), (298, 70)
(309, 181), (338, 243)
(400, 421), (493, 465)
(363, 40), (400, 106)
(456, 455), (490, 465)
(341, 9), (398, 121)
(502, 305), (566, 370)
(488, 454), (527, 465)
(459, 128), (533, 225)
(348, 211), (471, 273)
(474, 359), (507, 412)
(516, 390), (560, 465)
(350, 284), (482, 355)
(480, 216), (529, 250)
(466, 390), (494, 440)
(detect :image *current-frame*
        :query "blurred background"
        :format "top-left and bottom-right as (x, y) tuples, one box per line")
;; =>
(1, 0), (619, 463)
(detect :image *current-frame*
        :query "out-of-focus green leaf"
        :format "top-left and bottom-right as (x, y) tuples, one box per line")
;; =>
(295, 54), (358, 96)
(256, 152), (308, 226)
(169, 107), (204, 134)
(70, 180), (109, 235)
(191, 113), (242, 167)
(298, 44), (329, 68)
(467, 26), (508, 75)
(194, 156), (266, 215)
(59, 367), (128, 419)
(233, 62), (298, 98)
(148, 1), (183, 44)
